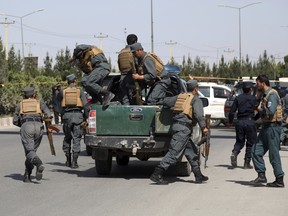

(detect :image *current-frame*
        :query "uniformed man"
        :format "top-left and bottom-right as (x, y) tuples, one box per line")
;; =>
(150, 80), (209, 184)
(52, 83), (62, 124)
(251, 74), (285, 187)
(228, 82), (257, 169)
(130, 42), (171, 105)
(13, 86), (51, 183)
(59, 74), (89, 168)
(70, 44), (114, 107)
(117, 34), (139, 105)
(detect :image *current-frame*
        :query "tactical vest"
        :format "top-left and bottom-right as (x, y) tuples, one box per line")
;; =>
(262, 88), (282, 122)
(61, 87), (83, 107)
(20, 99), (42, 115)
(79, 46), (103, 73)
(118, 47), (135, 74)
(173, 93), (193, 119)
(140, 52), (164, 77)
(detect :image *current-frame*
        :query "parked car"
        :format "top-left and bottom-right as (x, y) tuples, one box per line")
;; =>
(197, 82), (231, 127)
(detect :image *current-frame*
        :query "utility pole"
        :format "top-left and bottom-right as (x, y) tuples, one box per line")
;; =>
(224, 48), (235, 64)
(0, 17), (15, 60)
(94, 32), (108, 50)
(151, 0), (154, 52)
(165, 40), (177, 62)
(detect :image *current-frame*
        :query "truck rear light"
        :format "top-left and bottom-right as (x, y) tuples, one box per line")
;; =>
(88, 110), (96, 133)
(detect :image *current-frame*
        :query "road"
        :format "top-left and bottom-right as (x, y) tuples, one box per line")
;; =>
(0, 125), (287, 216)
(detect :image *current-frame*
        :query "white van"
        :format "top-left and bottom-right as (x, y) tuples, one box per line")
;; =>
(198, 82), (231, 127)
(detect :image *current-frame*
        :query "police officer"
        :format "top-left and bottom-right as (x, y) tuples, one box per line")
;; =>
(130, 42), (171, 105)
(251, 75), (285, 187)
(70, 44), (114, 107)
(59, 74), (89, 168)
(228, 82), (257, 169)
(150, 80), (209, 184)
(52, 83), (62, 124)
(13, 86), (51, 183)
(118, 34), (139, 105)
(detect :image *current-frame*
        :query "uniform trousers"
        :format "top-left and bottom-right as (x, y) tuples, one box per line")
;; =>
(252, 124), (284, 177)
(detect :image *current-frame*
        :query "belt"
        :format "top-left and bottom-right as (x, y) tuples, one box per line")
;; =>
(238, 117), (253, 120)
(21, 119), (42, 124)
(263, 122), (281, 127)
(176, 121), (192, 128)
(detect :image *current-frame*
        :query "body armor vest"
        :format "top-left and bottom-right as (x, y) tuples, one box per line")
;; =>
(140, 52), (164, 77)
(20, 99), (42, 115)
(118, 47), (135, 74)
(173, 93), (194, 119)
(79, 46), (103, 73)
(262, 88), (282, 122)
(61, 87), (83, 107)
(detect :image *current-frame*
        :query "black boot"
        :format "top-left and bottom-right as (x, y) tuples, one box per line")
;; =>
(243, 159), (253, 169)
(266, 176), (285, 188)
(230, 152), (238, 168)
(23, 169), (32, 183)
(65, 152), (71, 167)
(150, 167), (168, 185)
(101, 90), (115, 107)
(71, 153), (79, 169)
(32, 157), (45, 181)
(194, 169), (209, 184)
(251, 172), (267, 184)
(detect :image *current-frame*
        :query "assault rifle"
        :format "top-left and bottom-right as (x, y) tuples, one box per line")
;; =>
(44, 118), (60, 156)
(197, 114), (211, 168)
(131, 61), (142, 105)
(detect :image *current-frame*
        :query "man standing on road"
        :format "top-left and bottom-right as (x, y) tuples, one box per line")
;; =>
(228, 82), (257, 169)
(59, 74), (89, 169)
(150, 80), (209, 184)
(13, 86), (51, 183)
(251, 74), (285, 187)
(52, 83), (62, 124)
(70, 44), (114, 107)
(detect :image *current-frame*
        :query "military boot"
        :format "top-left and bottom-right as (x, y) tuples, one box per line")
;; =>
(230, 152), (238, 168)
(150, 167), (168, 185)
(193, 169), (209, 184)
(32, 157), (45, 181)
(65, 152), (71, 167)
(243, 159), (253, 169)
(23, 169), (32, 183)
(266, 176), (285, 188)
(101, 90), (115, 107)
(250, 172), (267, 184)
(71, 153), (79, 169)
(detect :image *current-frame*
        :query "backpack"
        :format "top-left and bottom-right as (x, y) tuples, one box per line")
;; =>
(117, 47), (135, 73)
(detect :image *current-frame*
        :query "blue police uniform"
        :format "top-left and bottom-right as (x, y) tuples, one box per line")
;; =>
(228, 82), (257, 168)
(252, 87), (285, 187)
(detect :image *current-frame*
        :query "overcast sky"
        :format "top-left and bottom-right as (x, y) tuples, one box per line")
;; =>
(0, 0), (287, 68)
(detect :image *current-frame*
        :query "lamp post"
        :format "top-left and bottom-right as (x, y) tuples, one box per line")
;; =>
(218, 2), (261, 76)
(0, 9), (44, 58)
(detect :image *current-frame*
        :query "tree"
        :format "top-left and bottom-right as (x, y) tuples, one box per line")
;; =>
(0, 37), (8, 83)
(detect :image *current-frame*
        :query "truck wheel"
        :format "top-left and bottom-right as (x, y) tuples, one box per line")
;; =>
(95, 155), (112, 175)
(86, 145), (92, 156)
(175, 161), (192, 177)
(116, 155), (130, 166)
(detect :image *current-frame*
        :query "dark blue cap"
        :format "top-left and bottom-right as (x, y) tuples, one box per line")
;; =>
(242, 82), (253, 88)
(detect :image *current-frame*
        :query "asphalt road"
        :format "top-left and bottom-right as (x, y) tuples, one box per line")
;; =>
(0, 125), (288, 216)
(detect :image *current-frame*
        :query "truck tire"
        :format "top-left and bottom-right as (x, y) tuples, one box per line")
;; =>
(95, 155), (112, 175)
(210, 119), (221, 127)
(86, 145), (92, 156)
(175, 161), (191, 176)
(116, 155), (130, 166)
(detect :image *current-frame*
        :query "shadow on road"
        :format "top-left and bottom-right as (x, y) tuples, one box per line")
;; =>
(226, 179), (266, 187)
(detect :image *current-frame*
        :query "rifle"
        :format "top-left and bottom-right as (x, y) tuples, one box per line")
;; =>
(131, 61), (142, 105)
(44, 118), (60, 156)
(201, 114), (211, 168)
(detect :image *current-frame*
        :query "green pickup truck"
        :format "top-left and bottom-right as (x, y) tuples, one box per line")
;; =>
(84, 72), (205, 176)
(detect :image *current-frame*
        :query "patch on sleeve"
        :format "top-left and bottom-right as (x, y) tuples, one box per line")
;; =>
(267, 101), (272, 108)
